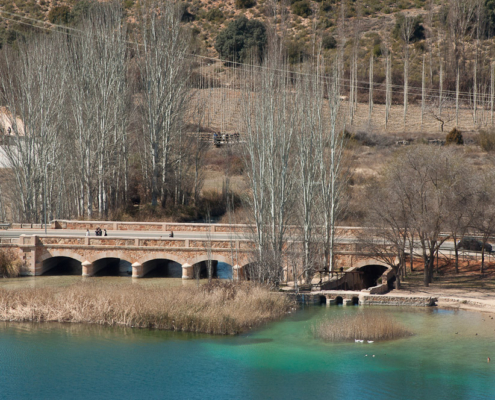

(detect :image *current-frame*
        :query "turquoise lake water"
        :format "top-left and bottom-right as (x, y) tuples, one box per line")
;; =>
(0, 305), (494, 399)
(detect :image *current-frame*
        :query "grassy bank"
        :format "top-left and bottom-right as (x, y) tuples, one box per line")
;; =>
(0, 281), (294, 335)
(313, 311), (412, 342)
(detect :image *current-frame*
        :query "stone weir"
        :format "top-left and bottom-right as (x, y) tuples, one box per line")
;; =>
(289, 291), (437, 307)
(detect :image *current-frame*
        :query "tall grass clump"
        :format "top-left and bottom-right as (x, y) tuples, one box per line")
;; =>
(313, 311), (412, 342)
(0, 281), (294, 335)
(0, 248), (22, 278)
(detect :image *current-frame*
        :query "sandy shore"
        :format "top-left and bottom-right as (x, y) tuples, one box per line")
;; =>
(389, 287), (495, 314)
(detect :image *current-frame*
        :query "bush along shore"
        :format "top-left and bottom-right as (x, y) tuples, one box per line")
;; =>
(313, 310), (412, 342)
(0, 281), (294, 335)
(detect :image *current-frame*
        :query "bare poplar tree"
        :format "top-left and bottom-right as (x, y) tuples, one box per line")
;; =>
(0, 34), (66, 222)
(368, 54), (373, 126)
(67, 3), (129, 218)
(136, 0), (191, 207)
(398, 13), (415, 130)
(317, 64), (349, 273)
(296, 58), (325, 282)
(240, 39), (297, 284)
(385, 51), (392, 129)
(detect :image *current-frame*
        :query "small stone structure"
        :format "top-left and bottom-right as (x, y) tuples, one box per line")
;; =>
(300, 291), (437, 307)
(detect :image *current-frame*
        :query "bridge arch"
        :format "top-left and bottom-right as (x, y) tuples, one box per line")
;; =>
(137, 253), (185, 266)
(41, 255), (83, 276)
(140, 258), (183, 278)
(353, 259), (393, 289)
(188, 254), (237, 266)
(40, 250), (84, 264)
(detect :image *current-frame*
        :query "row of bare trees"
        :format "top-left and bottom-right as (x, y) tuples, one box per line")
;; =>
(0, 1), (205, 223)
(338, 0), (495, 132)
(361, 145), (495, 287)
(239, 37), (349, 284)
(0, 1), (353, 288)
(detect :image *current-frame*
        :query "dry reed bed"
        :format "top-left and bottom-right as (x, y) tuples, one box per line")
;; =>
(0, 281), (294, 335)
(313, 311), (412, 342)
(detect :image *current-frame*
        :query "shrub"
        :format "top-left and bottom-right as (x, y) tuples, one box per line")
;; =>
(123, 0), (134, 9)
(235, 0), (256, 9)
(373, 44), (382, 57)
(393, 14), (425, 42)
(286, 39), (307, 64)
(48, 5), (72, 24)
(0, 248), (22, 278)
(320, 0), (333, 12)
(446, 128), (464, 145)
(292, 0), (312, 17)
(322, 34), (337, 49)
(478, 129), (495, 151)
(69, 0), (94, 24)
(206, 8), (223, 21)
(215, 17), (267, 63)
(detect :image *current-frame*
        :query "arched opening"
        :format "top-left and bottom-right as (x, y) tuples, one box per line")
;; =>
(190, 260), (233, 280)
(42, 256), (82, 276)
(357, 265), (388, 289)
(243, 263), (255, 281)
(141, 259), (182, 278)
(352, 296), (359, 306)
(216, 262), (233, 280)
(335, 296), (343, 305)
(93, 258), (132, 277)
(319, 296), (327, 305)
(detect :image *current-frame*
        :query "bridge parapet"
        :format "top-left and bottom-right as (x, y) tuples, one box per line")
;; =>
(47, 219), (366, 238)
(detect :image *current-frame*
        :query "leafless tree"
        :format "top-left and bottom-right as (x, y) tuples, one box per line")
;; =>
(296, 57), (324, 283)
(366, 146), (465, 286)
(317, 64), (350, 273)
(136, 0), (191, 208)
(397, 13), (416, 129)
(472, 172), (495, 274)
(239, 39), (298, 284)
(0, 34), (67, 223)
(67, 2), (129, 218)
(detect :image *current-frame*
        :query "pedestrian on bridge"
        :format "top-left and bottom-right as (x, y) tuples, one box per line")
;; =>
(86, 229), (90, 237)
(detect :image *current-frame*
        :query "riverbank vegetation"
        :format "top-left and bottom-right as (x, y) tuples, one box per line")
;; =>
(0, 281), (294, 335)
(0, 248), (21, 278)
(313, 311), (412, 342)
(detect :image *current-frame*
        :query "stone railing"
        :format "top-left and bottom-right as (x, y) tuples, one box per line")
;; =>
(16, 234), (255, 250)
(47, 219), (365, 237)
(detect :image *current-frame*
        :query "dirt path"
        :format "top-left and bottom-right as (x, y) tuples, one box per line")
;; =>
(391, 259), (495, 313)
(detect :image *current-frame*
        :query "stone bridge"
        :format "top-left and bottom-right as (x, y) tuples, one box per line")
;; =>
(11, 235), (256, 279)
(2, 234), (393, 281)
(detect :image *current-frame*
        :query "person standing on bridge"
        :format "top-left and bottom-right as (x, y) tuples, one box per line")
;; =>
(86, 229), (90, 237)
(104, 229), (107, 236)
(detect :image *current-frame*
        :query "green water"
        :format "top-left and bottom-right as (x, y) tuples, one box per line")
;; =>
(0, 305), (494, 399)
